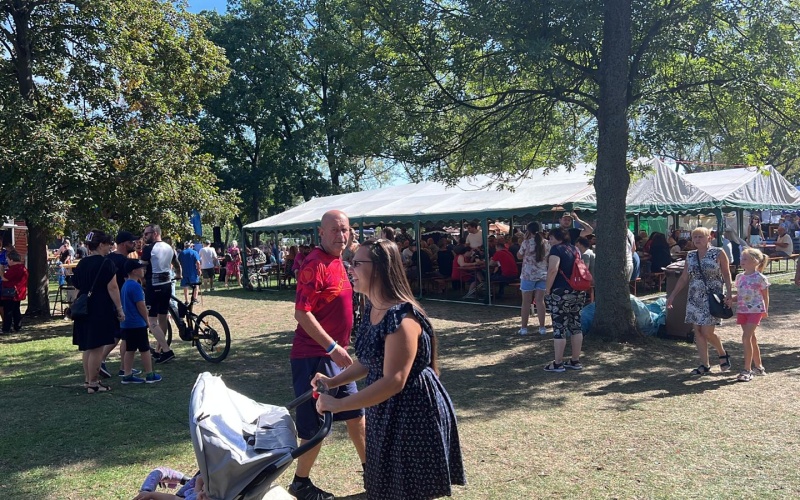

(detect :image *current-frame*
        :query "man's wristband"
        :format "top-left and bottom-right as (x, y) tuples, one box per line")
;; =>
(325, 341), (338, 354)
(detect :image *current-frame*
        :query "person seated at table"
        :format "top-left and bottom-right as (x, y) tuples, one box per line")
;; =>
(489, 238), (519, 299)
(668, 233), (682, 258)
(774, 225), (793, 257)
(426, 237), (439, 256)
(486, 234), (497, 257)
(437, 242), (455, 281)
(458, 248), (485, 299)
(780, 214), (800, 234)
(400, 239), (413, 265)
(575, 237), (596, 277)
(406, 241), (434, 281)
(648, 233), (672, 273)
(508, 235), (521, 260)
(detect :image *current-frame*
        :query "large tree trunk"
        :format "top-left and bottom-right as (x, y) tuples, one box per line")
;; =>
(25, 221), (51, 317)
(592, 0), (638, 341)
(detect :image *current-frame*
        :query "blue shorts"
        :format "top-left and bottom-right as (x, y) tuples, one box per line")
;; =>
(520, 279), (546, 292)
(181, 275), (200, 288)
(291, 357), (364, 440)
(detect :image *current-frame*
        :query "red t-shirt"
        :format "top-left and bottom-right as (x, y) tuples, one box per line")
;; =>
(491, 249), (519, 278)
(292, 248), (353, 359)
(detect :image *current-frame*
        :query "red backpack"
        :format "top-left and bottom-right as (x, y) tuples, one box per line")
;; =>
(559, 246), (593, 292)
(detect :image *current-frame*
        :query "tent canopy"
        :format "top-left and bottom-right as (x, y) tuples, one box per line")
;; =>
(244, 158), (800, 233)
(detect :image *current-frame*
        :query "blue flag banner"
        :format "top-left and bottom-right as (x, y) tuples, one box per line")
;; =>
(190, 210), (202, 236)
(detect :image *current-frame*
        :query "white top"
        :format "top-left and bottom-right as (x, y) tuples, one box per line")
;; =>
(776, 233), (793, 253)
(466, 230), (483, 249)
(150, 241), (174, 285)
(199, 246), (217, 269)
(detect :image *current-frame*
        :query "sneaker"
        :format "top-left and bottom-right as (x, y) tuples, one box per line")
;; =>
(736, 370), (753, 382)
(287, 481), (334, 500)
(118, 368), (142, 377)
(462, 289), (476, 299)
(565, 359), (583, 370)
(121, 375), (146, 384)
(538, 326), (547, 336)
(544, 361), (565, 373)
(145, 373), (162, 384)
(518, 328), (528, 336)
(753, 366), (767, 376)
(99, 362), (112, 379)
(155, 350), (175, 364)
(476, 282), (485, 291)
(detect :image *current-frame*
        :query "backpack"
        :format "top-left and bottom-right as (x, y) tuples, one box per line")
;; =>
(559, 246), (593, 292)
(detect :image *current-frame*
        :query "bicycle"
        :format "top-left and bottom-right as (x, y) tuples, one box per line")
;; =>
(158, 282), (231, 363)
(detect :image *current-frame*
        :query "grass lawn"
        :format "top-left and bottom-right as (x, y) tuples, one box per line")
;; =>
(1, 275), (800, 499)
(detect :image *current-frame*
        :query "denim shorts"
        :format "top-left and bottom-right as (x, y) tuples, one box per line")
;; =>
(291, 357), (364, 440)
(520, 279), (546, 292)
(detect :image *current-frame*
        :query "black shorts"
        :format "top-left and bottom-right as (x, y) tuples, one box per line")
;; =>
(202, 268), (215, 279)
(291, 357), (364, 440)
(145, 283), (172, 317)
(121, 327), (150, 352)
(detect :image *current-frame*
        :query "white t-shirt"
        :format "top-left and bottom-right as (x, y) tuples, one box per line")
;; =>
(150, 241), (174, 285)
(776, 233), (793, 254)
(199, 246), (217, 269)
(466, 230), (483, 249)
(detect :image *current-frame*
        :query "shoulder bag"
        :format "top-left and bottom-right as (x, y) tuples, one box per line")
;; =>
(66, 259), (108, 320)
(694, 251), (733, 319)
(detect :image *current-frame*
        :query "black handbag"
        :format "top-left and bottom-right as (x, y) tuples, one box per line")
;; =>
(694, 252), (733, 319)
(66, 259), (107, 320)
(1, 286), (16, 298)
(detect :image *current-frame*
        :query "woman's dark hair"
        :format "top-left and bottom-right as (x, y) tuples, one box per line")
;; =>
(526, 221), (546, 262)
(361, 238), (438, 373)
(453, 245), (469, 255)
(549, 227), (566, 244)
(576, 237), (591, 248)
(85, 229), (112, 251)
(651, 232), (669, 249)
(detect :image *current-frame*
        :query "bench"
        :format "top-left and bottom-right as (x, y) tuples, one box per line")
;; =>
(766, 254), (799, 273)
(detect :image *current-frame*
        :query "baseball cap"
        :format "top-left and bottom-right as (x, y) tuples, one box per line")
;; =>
(115, 231), (137, 244)
(562, 212), (573, 219)
(124, 259), (147, 275)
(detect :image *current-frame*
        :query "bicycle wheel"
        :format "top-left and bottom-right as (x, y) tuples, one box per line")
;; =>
(194, 310), (231, 362)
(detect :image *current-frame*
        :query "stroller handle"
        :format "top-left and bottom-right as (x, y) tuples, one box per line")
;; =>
(288, 381), (333, 459)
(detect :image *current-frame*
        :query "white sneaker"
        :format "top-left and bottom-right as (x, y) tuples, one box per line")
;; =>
(538, 327), (547, 335)
(518, 328), (528, 336)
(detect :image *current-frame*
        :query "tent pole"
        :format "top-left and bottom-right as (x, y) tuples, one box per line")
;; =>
(482, 217), (491, 305)
(415, 219), (423, 299)
(714, 208), (724, 246)
(241, 227), (250, 289)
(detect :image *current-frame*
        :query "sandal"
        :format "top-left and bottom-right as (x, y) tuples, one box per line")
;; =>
(544, 361), (565, 373)
(736, 370), (753, 382)
(87, 382), (112, 394)
(719, 353), (731, 372)
(690, 365), (711, 376)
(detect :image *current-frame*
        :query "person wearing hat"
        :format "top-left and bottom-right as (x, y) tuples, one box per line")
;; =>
(559, 211), (593, 244)
(119, 259), (161, 384)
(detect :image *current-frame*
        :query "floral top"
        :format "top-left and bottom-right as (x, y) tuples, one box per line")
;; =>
(519, 238), (549, 282)
(735, 272), (770, 314)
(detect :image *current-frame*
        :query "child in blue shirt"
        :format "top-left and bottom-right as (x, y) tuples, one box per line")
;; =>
(121, 259), (162, 384)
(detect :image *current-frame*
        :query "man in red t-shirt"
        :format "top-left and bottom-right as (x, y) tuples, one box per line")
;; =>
(289, 210), (366, 500)
(490, 237), (520, 299)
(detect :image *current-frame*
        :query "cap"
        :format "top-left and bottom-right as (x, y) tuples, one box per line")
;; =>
(115, 231), (137, 244)
(562, 212), (573, 219)
(124, 259), (147, 275)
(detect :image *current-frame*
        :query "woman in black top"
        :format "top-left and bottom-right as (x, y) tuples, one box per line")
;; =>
(649, 232), (672, 273)
(543, 228), (585, 372)
(72, 230), (125, 393)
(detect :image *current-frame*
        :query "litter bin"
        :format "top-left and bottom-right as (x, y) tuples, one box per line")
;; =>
(665, 262), (693, 341)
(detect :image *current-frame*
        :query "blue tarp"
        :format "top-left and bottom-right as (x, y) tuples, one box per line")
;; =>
(581, 296), (665, 336)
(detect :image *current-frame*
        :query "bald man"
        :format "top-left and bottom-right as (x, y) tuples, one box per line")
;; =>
(288, 210), (366, 500)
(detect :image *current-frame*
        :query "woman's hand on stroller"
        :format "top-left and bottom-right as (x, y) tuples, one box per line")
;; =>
(315, 393), (339, 414)
(310, 372), (333, 394)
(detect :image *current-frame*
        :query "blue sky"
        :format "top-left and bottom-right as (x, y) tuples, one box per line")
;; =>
(185, 0), (227, 14)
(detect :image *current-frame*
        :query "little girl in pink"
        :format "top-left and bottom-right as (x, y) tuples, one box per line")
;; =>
(732, 248), (770, 382)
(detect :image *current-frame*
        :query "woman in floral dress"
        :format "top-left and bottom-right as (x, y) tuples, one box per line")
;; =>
(314, 239), (465, 500)
(667, 227), (734, 375)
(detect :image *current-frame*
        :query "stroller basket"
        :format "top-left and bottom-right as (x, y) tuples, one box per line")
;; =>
(190, 372), (332, 500)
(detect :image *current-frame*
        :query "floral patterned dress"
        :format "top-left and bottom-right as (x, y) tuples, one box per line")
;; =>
(355, 302), (466, 500)
(685, 247), (724, 326)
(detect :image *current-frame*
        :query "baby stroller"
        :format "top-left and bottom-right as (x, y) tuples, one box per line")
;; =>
(189, 372), (332, 500)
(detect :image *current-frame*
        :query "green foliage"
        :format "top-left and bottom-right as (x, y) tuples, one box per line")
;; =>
(0, 0), (238, 236)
